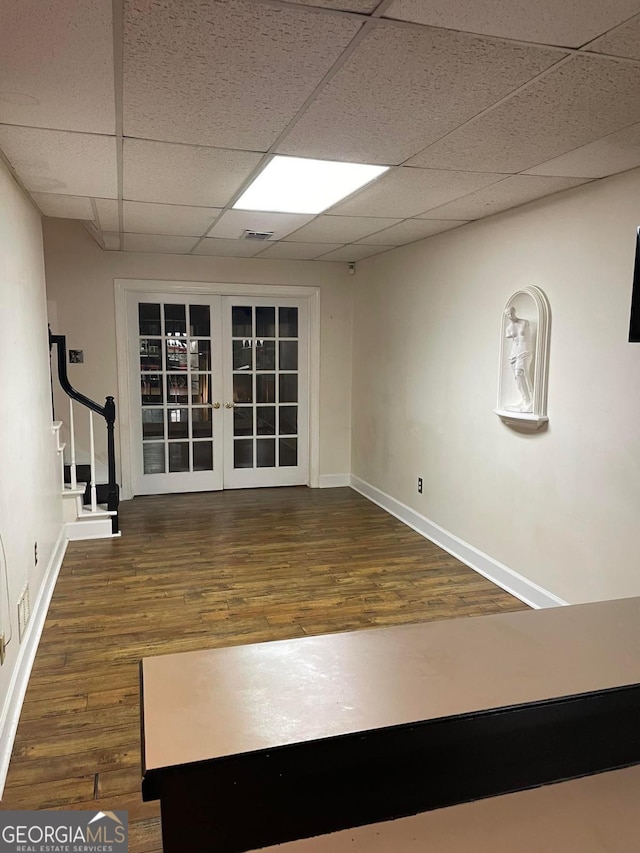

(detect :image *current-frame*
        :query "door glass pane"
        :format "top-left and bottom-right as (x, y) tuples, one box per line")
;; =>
(193, 441), (213, 471)
(141, 375), (163, 405)
(193, 408), (212, 438)
(140, 339), (162, 371)
(257, 406), (275, 435)
(256, 340), (275, 370)
(256, 374), (275, 403)
(139, 303), (161, 336)
(234, 439), (253, 468)
(279, 406), (297, 435)
(279, 374), (298, 403)
(279, 438), (297, 467)
(167, 374), (189, 404)
(169, 442), (190, 472)
(233, 373), (252, 403)
(232, 306), (252, 337)
(143, 442), (165, 474)
(234, 407), (253, 436)
(233, 340), (252, 370)
(142, 409), (164, 440)
(165, 304), (186, 337)
(279, 340), (298, 371)
(167, 408), (189, 439)
(257, 439), (275, 467)
(190, 340), (211, 370)
(256, 307), (276, 337)
(279, 307), (298, 337)
(166, 339), (188, 371)
(138, 297), (219, 487)
(191, 374), (211, 405)
(189, 304), (210, 337)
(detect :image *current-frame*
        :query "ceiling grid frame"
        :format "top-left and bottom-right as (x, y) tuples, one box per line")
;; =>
(188, 0), (396, 255)
(113, 0), (125, 250)
(2, 0), (640, 260)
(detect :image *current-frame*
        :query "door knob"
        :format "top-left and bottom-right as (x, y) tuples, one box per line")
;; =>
(225, 402), (236, 409)
(212, 402), (221, 409)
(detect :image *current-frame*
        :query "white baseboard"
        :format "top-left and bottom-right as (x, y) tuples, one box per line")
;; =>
(350, 475), (567, 610)
(318, 474), (351, 488)
(0, 527), (68, 797)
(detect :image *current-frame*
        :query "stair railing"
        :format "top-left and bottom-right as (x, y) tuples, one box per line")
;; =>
(49, 331), (119, 534)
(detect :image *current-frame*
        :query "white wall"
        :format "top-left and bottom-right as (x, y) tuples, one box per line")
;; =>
(43, 220), (353, 485)
(0, 161), (63, 764)
(352, 168), (640, 605)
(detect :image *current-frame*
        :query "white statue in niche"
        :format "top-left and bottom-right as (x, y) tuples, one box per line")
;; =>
(504, 306), (534, 412)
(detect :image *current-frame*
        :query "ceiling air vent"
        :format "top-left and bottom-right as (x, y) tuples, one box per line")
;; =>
(242, 229), (274, 241)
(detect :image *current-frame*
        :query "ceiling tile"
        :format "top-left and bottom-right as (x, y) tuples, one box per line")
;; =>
(103, 232), (121, 251)
(384, 0), (640, 48)
(258, 241), (345, 260)
(192, 238), (267, 257)
(524, 122), (640, 178)
(330, 167), (506, 218)
(124, 201), (221, 237)
(0, 126), (117, 197)
(315, 243), (394, 261)
(0, 0), (115, 133)
(95, 198), (120, 232)
(409, 55), (640, 173)
(277, 24), (562, 165)
(123, 233), (199, 254)
(419, 175), (590, 220)
(208, 210), (315, 241)
(123, 139), (262, 207)
(358, 218), (468, 245)
(286, 214), (402, 243)
(292, 1), (378, 11)
(588, 14), (640, 60)
(31, 193), (94, 220)
(123, 0), (361, 149)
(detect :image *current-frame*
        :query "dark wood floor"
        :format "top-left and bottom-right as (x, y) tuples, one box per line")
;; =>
(0, 487), (527, 850)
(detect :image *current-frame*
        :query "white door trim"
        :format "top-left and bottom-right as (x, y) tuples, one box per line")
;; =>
(115, 279), (321, 500)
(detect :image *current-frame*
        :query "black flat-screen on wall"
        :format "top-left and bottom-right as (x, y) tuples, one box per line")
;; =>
(629, 226), (640, 342)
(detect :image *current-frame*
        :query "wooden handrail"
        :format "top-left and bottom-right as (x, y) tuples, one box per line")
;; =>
(50, 333), (107, 417)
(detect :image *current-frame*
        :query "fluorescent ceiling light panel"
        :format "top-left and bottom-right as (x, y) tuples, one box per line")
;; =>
(233, 156), (389, 215)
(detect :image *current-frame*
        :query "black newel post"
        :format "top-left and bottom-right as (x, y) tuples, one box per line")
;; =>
(105, 395), (120, 533)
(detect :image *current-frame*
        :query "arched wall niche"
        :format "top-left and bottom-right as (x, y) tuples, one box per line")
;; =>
(495, 286), (551, 431)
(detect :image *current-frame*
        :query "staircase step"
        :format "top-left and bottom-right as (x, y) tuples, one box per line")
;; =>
(63, 464), (92, 484)
(62, 483), (88, 498)
(66, 518), (120, 541)
(77, 505), (118, 519)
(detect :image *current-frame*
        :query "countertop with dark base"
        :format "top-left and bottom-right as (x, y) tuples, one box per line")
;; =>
(140, 596), (640, 853)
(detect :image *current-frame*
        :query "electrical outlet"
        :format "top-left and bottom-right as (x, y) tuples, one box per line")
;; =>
(417, 477), (423, 494)
(34, 541), (38, 567)
(0, 634), (5, 665)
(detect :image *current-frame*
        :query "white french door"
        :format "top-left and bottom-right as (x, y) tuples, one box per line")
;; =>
(128, 292), (308, 495)
(222, 296), (308, 489)
(130, 293), (223, 495)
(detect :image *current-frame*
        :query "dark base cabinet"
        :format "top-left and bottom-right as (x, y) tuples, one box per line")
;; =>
(144, 684), (640, 853)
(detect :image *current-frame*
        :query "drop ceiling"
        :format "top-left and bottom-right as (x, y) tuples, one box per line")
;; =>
(2, 0), (640, 261)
